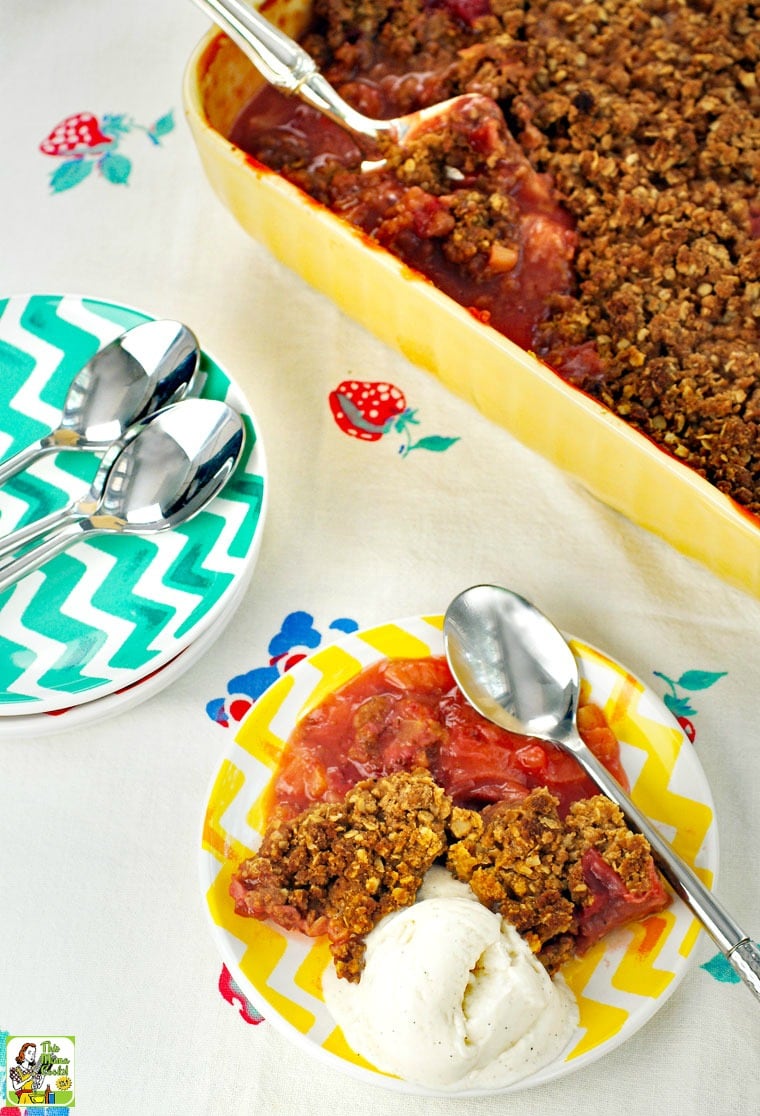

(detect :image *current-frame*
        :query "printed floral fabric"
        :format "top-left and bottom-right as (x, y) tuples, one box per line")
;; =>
(39, 110), (175, 192)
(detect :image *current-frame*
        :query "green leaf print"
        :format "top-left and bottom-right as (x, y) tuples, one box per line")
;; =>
(151, 111), (176, 140)
(403, 435), (461, 455)
(49, 158), (93, 193)
(99, 152), (132, 184)
(677, 670), (727, 691)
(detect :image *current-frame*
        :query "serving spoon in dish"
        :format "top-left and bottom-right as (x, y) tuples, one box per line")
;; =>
(443, 583), (760, 1002)
(0, 398), (244, 597)
(0, 318), (200, 489)
(192, 0), (477, 164)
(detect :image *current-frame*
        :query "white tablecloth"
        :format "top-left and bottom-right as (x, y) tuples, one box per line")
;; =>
(0, 2), (758, 1113)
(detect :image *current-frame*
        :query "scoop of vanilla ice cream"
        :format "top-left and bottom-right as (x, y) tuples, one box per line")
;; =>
(322, 867), (577, 1091)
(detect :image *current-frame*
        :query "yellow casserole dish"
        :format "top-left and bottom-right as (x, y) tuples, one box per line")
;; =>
(183, 3), (760, 599)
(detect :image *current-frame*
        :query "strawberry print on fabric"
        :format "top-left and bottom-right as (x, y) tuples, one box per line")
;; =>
(329, 380), (406, 441)
(40, 110), (175, 192)
(39, 112), (113, 156)
(329, 379), (459, 456)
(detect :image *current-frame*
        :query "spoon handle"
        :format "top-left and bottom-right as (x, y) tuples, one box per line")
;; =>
(0, 519), (92, 595)
(730, 940), (760, 996)
(570, 735), (760, 1001)
(0, 441), (52, 487)
(0, 505), (91, 564)
(192, 0), (389, 140)
(0, 425), (138, 562)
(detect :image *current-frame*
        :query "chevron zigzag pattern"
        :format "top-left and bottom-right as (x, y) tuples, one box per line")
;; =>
(0, 293), (266, 711)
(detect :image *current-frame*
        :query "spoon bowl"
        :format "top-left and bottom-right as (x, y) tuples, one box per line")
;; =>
(444, 583), (580, 740)
(0, 319), (201, 558)
(444, 583), (760, 1001)
(98, 397), (244, 531)
(0, 318), (200, 487)
(0, 398), (245, 596)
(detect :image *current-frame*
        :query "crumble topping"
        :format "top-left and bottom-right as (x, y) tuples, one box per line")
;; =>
(231, 773), (669, 979)
(520, 0), (760, 510)
(448, 787), (667, 971)
(237, 0), (760, 512)
(230, 770), (452, 981)
(446, 787), (577, 969)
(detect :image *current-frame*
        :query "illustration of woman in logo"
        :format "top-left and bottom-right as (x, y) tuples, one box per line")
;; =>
(8, 1041), (44, 1101)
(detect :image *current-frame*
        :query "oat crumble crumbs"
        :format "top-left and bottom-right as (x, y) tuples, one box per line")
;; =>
(232, 774), (668, 979)
(230, 770), (452, 981)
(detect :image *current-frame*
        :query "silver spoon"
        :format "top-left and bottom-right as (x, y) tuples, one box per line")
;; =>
(192, 0), (476, 162)
(0, 398), (244, 597)
(443, 583), (760, 1002)
(0, 318), (201, 488)
(0, 414), (157, 566)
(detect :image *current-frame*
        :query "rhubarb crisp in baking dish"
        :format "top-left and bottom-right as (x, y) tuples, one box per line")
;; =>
(228, 0), (760, 513)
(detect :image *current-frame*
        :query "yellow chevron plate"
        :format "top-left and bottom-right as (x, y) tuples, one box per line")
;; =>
(200, 616), (718, 1095)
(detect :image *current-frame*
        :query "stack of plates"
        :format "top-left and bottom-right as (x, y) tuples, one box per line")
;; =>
(0, 293), (267, 738)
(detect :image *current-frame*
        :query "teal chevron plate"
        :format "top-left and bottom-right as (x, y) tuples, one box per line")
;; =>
(0, 293), (267, 714)
(0, 567), (251, 738)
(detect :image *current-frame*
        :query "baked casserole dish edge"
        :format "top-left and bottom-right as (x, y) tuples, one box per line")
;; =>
(183, 15), (760, 600)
